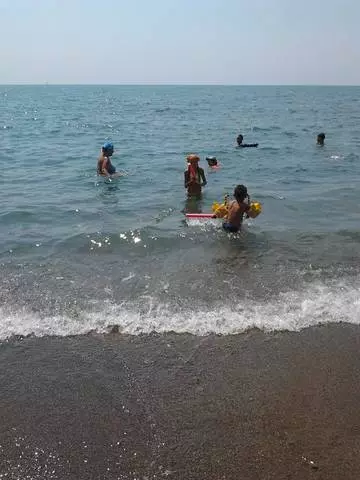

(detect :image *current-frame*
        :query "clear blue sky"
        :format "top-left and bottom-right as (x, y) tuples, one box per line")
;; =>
(1, 0), (359, 84)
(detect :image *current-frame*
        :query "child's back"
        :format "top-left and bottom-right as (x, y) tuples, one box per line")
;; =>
(226, 199), (249, 228)
(223, 185), (253, 233)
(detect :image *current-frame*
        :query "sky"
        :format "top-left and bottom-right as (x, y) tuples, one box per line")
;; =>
(1, 0), (359, 85)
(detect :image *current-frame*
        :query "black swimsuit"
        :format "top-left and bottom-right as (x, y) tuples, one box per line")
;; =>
(222, 222), (239, 233)
(98, 157), (116, 175)
(222, 201), (250, 233)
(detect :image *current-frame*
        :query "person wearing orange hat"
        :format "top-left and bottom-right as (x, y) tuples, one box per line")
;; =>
(184, 154), (207, 197)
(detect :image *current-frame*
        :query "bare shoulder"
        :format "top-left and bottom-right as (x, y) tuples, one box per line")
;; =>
(239, 201), (250, 213)
(229, 200), (239, 210)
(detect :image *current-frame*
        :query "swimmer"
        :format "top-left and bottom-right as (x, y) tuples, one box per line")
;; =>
(222, 184), (257, 233)
(317, 133), (325, 146)
(184, 154), (207, 197)
(236, 134), (258, 148)
(206, 156), (218, 167)
(97, 142), (117, 177)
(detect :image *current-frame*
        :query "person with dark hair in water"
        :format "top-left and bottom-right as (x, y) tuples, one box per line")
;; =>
(206, 156), (218, 167)
(236, 134), (258, 148)
(97, 142), (117, 177)
(222, 184), (257, 233)
(206, 156), (221, 170)
(317, 133), (326, 146)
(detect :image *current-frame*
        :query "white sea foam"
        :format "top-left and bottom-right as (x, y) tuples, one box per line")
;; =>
(1, 279), (360, 340)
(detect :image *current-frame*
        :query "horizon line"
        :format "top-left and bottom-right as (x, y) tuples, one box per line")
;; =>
(1, 83), (360, 87)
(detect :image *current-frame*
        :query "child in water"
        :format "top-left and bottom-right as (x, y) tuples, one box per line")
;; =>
(206, 156), (218, 167)
(184, 154), (207, 197)
(97, 142), (117, 177)
(223, 184), (257, 233)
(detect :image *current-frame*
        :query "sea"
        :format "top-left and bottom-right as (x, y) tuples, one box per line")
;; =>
(1, 85), (360, 479)
(2, 85), (360, 338)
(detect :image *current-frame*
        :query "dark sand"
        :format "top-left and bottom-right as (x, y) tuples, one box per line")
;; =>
(1, 323), (360, 479)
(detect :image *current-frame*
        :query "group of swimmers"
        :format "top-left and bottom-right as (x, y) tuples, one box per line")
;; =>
(183, 152), (257, 233)
(96, 131), (326, 233)
(95, 133), (264, 178)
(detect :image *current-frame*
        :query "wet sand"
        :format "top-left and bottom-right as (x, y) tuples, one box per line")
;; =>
(1, 323), (360, 479)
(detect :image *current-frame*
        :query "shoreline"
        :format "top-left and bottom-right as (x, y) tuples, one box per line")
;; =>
(1, 323), (360, 479)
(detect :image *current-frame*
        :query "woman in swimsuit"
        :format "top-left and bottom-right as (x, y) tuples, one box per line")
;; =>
(97, 142), (117, 177)
(184, 154), (207, 197)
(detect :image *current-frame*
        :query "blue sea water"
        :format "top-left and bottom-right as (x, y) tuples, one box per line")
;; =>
(1, 85), (360, 338)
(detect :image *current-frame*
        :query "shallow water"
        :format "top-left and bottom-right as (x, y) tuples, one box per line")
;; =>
(1, 85), (360, 338)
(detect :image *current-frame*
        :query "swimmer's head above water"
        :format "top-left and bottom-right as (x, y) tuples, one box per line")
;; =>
(206, 156), (218, 167)
(236, 134), (244, 146)
(102, 142), (114, 156)
(236, 134), (258, 148)
(317, 133), (325, 146)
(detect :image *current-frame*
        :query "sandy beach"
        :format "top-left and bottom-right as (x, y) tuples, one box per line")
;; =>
(1, 323), (360, 479)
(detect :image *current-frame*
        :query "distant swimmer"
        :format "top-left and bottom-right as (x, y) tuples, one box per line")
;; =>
(97, 142), (118, 177)
(184, 154), (207, 197)
(222, 184), (257, 233)
(206, 156), (217, 167)
(206, 156), (220, 169)
(317, 133), (326, 146)
(236, 134), (258, 148)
